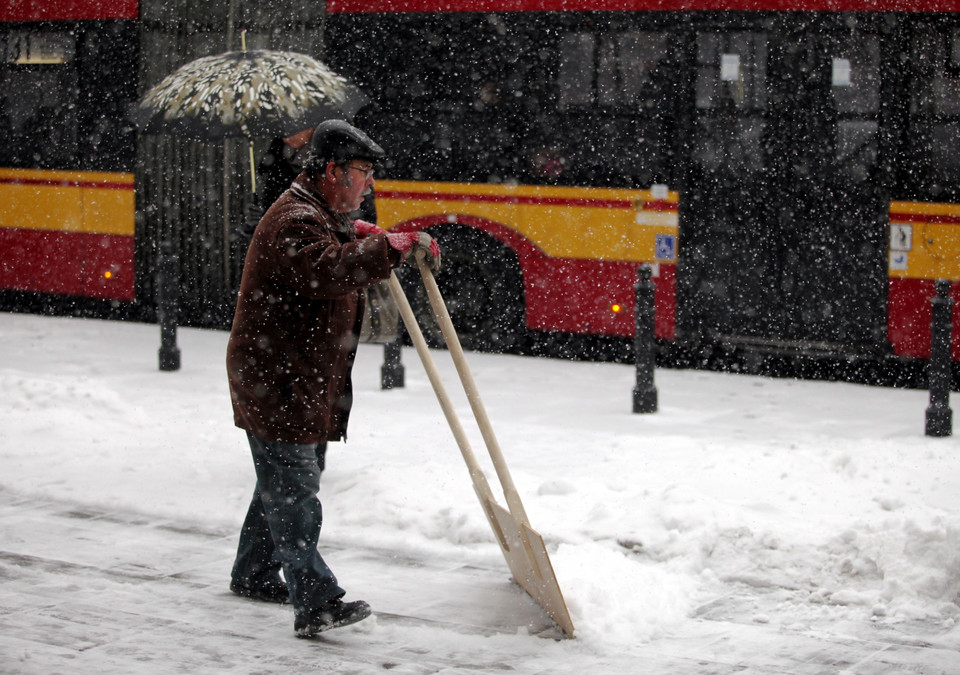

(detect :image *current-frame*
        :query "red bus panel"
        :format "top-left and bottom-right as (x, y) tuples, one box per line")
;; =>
(888, 278), (960, 361)
(328, 0), (960, 13)
(0, 1), (138, 22)
(0, 228), (135, 301)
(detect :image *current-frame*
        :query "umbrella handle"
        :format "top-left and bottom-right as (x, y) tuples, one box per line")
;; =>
(248, 140), (257, 194)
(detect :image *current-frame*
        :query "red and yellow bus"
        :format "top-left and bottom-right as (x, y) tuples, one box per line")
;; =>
(888, 202), (960, 360)
(4, 0), (960, 376)
(328, 0), (960, 366)
(0, 168), (135, 300)
(380, 180), (678, 349)
(0, 0), (138, 305)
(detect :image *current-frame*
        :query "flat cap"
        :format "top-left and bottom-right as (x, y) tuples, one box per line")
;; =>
(306, 119), (385, 170)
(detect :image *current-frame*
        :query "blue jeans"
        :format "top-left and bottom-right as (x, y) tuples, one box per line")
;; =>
(231, 433), (343, 611)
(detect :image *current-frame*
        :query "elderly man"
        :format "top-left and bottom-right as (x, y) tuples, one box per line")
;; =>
(226, 119), (438, 637)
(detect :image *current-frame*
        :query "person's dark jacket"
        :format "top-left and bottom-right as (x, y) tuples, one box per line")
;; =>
(227, 173), (400, 444)
(260, 136), (302, 209)
(242, 138), (303, 236)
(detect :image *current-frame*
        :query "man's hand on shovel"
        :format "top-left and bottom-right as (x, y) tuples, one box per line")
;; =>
(367, 223), (441, 272)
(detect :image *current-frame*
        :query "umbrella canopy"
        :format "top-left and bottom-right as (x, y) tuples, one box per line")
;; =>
(133, 49), (368, 140)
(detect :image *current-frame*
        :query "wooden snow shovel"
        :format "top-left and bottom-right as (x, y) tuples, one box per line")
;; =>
(386, 257), (575, 639)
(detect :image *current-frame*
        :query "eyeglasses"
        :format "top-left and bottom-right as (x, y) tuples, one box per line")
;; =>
(342, 163), (374, 180)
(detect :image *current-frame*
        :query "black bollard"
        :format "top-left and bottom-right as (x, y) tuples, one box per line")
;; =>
(633, 264), (658, 413)
(381, 338), (405, 389)
(157, 241), (181, 372)
(925, 279), (953, 437)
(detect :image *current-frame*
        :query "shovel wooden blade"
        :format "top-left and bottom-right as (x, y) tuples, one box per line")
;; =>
(412, 255), (574, 639)
(388, 265), (574, 638)
(485, 498), (575, 638)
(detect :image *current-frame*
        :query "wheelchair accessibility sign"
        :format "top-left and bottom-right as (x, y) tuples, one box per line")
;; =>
(655, 234), (677, 262)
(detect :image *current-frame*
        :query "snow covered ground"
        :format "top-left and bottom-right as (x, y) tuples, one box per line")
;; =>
(2, 311), (960, 673)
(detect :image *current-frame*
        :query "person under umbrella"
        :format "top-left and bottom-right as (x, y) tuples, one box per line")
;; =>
(241, 128), (313, 235)
(262, 128), (315, 209)
(226, 119), (439, 637)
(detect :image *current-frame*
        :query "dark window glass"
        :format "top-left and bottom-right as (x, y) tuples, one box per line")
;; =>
(557, 33), (595, 107)
(906, 28), (960, 198)
(831, 37), (880, 114)
(832, 35), (880, 183)
(558, 30), (670, 111)
(553, 29), (676, 187)
(0, 23), (137, 172)
(332, 15), (678, 189)
(695, 32), (768, 111)
(692, 32), (768, 174)
(0, 30), (78, 169)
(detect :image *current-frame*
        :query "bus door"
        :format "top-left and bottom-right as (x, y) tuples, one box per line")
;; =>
(886, 18), (960, 361)
(678, 17), (888, 355)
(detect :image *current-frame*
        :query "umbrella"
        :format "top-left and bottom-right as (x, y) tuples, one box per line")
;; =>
(133, 43), (368, 191)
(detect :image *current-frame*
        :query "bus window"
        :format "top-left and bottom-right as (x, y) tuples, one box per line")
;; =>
(0, 22), (136, 173)
(831, 38), (880, 114)
(695, 32), (768, 111)
(554, 29), (675, 188)
(0, 30), (78, 170)
(353, 13), (530, 185)
(905, 28), (960, 199)
(557, 33), (595, 107)
(558, 30), (671, 110)
(608, 32), (670, 109)
(831, 34), (880, 184)
(693, 32), (768, 175)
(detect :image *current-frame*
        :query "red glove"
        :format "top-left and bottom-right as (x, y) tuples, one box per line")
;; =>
(384, 231), (441, 271)
(353, 219), (384, 237)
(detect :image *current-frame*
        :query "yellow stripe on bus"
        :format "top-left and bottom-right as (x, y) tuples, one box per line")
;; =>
(889, 200), (960, 282)
(0, 168), (135, 237)
(375, 179), (679, 262)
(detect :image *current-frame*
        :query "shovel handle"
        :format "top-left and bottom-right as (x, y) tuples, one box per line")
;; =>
(415, 254), (532, 529)
(386, 272), (502, 512)
(399, 264), (575, 638)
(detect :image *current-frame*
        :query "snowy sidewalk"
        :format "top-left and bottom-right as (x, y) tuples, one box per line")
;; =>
(0, 488), (558, 672)
(2, 488), (958, 674)
(4, 313), (960, 673)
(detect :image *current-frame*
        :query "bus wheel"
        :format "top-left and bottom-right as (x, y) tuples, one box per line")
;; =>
(398, 227), (526, 353)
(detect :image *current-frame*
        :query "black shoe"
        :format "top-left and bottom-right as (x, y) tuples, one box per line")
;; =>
(230, 577), (289, 604)
(295, 598), (372, 637)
